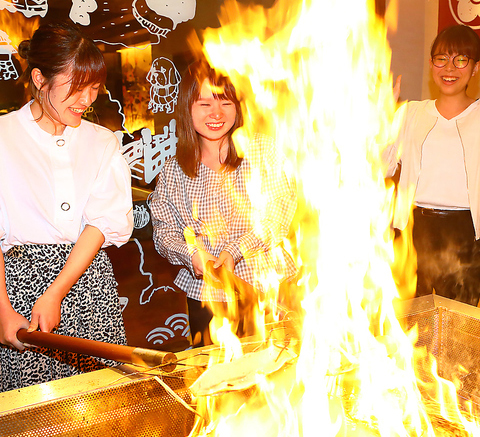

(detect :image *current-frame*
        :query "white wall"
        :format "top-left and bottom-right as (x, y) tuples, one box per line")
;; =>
(387, 0), (439, 102)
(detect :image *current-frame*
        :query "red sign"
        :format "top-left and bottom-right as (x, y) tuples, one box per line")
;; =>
(439, 0), (480, 32)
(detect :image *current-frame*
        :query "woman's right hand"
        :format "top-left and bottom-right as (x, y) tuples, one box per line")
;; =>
(0, 306), (30, 351)
(393, 75), (402, 103)
(192, 249), (217, 276)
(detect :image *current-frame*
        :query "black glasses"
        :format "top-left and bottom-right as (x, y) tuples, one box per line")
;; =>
(431, 54), (471, 69)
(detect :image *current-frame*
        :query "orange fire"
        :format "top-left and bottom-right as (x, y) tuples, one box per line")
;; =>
(117, 44), (155, 134)
(187, 0), (480, 435)
(0, 10), (38, 47)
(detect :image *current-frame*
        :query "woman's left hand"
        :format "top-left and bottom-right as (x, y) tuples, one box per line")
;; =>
(28, 292), (62, 333)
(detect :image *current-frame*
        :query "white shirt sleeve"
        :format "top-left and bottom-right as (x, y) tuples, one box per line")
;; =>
(83, 141), (134, 247)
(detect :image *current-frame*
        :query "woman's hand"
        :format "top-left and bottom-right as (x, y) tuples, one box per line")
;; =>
(0, 306), (30, 351)
(28, 292), (62, 334)
(192, 249), (217, 276)
(24, 224), (105, 335)
(214, 251), (234, 272)
(192, 250), (235, 276)
(393, 75), (402, 103)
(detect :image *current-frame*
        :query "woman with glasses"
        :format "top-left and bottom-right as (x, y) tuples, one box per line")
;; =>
(385, 25), (480, 305)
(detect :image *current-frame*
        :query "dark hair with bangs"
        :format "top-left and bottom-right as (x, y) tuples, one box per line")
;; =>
(431, 25), (480, 62)
(18, 21), (107, 104)
(176, 59), (244, 178)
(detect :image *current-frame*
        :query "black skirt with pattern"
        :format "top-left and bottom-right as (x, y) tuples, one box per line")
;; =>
(0, 244), (127, 392)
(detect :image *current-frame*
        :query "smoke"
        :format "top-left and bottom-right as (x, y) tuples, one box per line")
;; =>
(416, 237), (480, 306)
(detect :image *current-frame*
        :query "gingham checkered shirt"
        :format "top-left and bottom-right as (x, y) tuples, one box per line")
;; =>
(150, 133), (297, 302)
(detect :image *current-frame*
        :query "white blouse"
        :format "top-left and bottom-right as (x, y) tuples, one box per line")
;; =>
(0, 101), (133, 253)
(414, 100), (476, 210)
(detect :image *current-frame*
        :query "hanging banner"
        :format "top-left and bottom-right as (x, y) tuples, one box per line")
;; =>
(439, 0), (480, 31)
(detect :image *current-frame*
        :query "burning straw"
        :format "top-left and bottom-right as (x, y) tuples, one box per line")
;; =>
(186, 0), (480, 435)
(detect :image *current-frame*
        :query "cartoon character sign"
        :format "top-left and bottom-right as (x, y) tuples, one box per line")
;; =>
(1, 0), (48, 18)
(147, 57), (181, 114)
(117, 119), (177, 184)
(69, 0), (97, 25)
(133, 203), (150, 229)
(456, 0), (480, 24)
(442, 0), (480, 29)
(133, 0), (196, 40)
(0, 31), (18, 81)
(146, 314), (190, 345)
(77, 0), (196, 46)
(132, 0), (174, 39)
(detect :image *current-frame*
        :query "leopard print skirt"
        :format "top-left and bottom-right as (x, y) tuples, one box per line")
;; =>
(1, 244), (127, 392)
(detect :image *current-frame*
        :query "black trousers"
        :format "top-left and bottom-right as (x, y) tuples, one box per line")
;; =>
(186, 297), (214, 347)
(413, 207), (480, 306)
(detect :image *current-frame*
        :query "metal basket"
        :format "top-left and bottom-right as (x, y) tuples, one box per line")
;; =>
(396, 295), (480, 409)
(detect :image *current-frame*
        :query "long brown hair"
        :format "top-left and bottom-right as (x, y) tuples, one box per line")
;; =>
(18, 21), (107, 108)
(176, 60), (244, 178)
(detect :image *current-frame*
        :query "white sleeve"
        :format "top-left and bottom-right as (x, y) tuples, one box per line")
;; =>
(383, 103), (408, 178)
(83, 140), (134, 248)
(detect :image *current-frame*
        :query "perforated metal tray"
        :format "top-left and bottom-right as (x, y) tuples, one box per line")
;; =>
(2, 296), (480, 436)
(395, 295), (480, 408)
(0, 351), (206, 437)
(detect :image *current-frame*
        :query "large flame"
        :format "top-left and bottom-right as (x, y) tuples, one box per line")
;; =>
(188, 0), (480, 435)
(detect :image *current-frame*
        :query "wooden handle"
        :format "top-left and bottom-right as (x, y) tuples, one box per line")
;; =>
(16, 329), (177, 372)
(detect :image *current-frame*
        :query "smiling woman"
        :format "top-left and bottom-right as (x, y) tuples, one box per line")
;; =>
(150, 59), (297, 347)
(0, 21), (134, 392)
(19, 21), (107, 135)
(174, 59), (244, 178)
(428, 27), (480, 113)
(191, 78), (238, 171)
(29, 71), (101, 133)
(384, 24), (480, 306)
